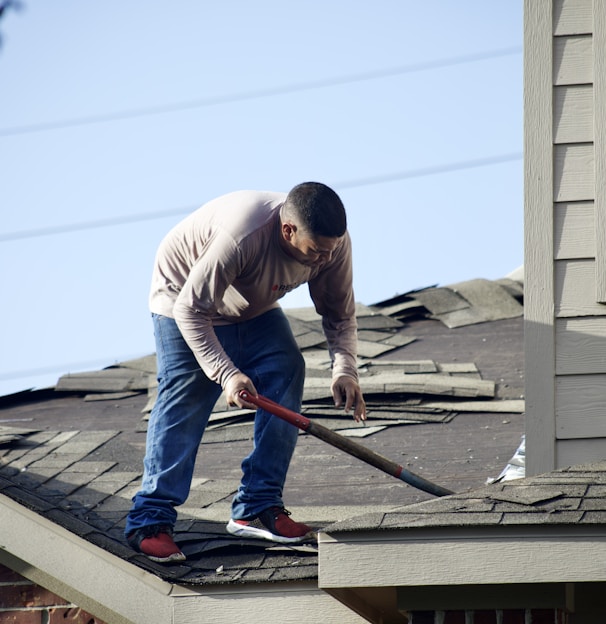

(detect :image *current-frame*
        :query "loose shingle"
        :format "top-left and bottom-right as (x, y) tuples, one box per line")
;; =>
(373, 277), (524, 328)
(325, 462), (606, 534)
(56, 368), (150, 393)
(487, 486), (565, 506)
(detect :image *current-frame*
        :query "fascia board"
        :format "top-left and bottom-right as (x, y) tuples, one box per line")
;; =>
(0, 492), (173, 624)
(318, 526), (606, 589)
(171, 583), (369, 624)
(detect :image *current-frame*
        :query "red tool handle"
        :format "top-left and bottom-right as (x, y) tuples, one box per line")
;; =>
(238, 390), (453, 497)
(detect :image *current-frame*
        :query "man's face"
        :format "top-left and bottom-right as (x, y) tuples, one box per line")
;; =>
(281, 223), (341, 267)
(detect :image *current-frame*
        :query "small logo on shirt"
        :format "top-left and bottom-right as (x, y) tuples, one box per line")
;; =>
(272, 282), (300, 294)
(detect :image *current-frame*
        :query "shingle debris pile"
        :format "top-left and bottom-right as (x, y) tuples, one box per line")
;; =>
(48, 279), (524, 444)
(374, 277), (523, 328)
(53, 279), (525, 442)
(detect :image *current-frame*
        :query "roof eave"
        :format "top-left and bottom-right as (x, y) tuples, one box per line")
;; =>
(0, 492), (173, 623)
(0, 493), (366, 624)
(318, 524), (606, 589)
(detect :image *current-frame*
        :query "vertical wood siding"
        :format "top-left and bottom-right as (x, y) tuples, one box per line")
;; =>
(527, 0), (606, 472)
(593, 5), (606, 300)
(524, 0), (557, 475)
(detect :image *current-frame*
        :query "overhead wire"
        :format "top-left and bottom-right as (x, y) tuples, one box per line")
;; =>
(0, 45), (522, 242)
(0, 46), (521, 138)
(0, 152), (522, 243)
(0, 205), (198, 242)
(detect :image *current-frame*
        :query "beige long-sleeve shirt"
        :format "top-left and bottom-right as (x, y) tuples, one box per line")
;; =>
(149, 190), (358, 388)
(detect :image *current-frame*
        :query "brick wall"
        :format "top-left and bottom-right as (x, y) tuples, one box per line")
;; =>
(410, 609), (569, 624)
(0, 564), (107, 624)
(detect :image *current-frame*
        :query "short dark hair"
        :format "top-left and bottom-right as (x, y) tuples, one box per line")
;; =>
(282, 182), (347, 237)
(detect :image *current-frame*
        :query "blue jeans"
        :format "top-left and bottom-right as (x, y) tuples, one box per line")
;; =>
(125, 308), (305, 535)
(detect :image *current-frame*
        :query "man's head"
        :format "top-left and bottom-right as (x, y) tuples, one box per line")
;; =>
(279, 182), (346, 266)
(282, 181), (347, 238)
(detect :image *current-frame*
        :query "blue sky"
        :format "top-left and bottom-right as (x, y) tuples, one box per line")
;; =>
(0, 2), (523, 396)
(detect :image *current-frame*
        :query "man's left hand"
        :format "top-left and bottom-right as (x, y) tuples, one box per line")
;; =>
(331, 376), (366, 422)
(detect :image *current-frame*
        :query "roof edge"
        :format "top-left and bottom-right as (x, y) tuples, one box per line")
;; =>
(0, 494), (368, 623)
(318, 524), (606, 588)
(0, 492), (174, 624)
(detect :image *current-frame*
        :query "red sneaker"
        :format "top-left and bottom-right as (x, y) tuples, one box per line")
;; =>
(127, 525), (186, 563)
(227, 507), (315, 544)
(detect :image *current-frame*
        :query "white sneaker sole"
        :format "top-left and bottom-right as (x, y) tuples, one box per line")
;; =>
(145, 550), (186, 563)
(226, 519), (314, 544)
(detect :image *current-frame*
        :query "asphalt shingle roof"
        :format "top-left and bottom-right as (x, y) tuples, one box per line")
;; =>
(325, 462), (606, 533)
(0, 276), (526, 586)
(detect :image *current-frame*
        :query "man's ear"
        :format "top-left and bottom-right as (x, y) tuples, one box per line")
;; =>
(281, 222), (297, 241)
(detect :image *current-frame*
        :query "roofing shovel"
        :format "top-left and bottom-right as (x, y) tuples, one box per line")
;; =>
(238, 390), (454, 498)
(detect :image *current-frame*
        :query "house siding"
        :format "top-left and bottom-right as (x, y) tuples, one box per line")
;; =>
(525, 0), (606, 474)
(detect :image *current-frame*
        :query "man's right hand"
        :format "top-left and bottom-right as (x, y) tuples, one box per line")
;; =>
(224, 372), (259, 409)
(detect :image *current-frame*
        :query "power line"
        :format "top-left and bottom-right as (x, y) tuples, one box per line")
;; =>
(0, 152), (522, 243)
(0, 46), (521, 138)
(334, 152), (522, 190)
(0, 205), (198, 242)
(0, 150), (523, 384)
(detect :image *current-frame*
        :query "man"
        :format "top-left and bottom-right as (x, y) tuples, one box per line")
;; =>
(125, 181), (366, 563)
